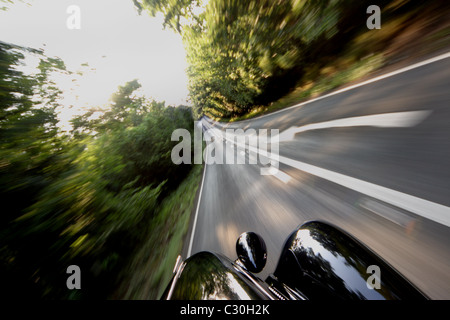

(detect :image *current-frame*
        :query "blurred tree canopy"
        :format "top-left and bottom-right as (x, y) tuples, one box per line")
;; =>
(0, 41), (195, 299)
(135, 0), (421, 119)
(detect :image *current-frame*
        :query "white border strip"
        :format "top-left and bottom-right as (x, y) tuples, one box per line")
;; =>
(239, 51), (450, 122)
(186, 153), (208, 258)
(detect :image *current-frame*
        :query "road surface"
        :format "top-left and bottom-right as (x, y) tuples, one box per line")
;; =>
(182, 52), (450, 299)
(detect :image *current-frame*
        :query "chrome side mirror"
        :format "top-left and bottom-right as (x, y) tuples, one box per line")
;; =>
(235, 232), (267, 273)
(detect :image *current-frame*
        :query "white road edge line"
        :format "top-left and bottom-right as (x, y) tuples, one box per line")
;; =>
(193, 52), (450, 241)
(214, 51), (450, 124)
(186, 152), (208, 258)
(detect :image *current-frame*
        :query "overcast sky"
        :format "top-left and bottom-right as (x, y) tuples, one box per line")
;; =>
(0, 0), (189, 116)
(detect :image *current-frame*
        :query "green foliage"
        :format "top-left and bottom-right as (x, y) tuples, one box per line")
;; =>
(72, 80), (194, 193)
(115, 163), (204, 299)
(133, 0), (204, 32)
(139, 0), (421, 119)
(137, 0), (354, 118)
(0, 41), (195, 299)
(0, 42), (66, 224)
(0, 41), (76, 298)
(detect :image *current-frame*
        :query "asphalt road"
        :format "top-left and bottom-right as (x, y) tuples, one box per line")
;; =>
(182, 52), (450, 299)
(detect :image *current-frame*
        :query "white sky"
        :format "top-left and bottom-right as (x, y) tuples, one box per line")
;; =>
(0, 0), (190, 128)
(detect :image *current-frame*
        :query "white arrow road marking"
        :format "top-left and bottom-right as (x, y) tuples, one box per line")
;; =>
(206, 109), (446, 226)
(272, 110), (432, 142)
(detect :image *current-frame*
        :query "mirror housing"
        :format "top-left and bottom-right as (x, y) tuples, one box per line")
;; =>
(236, 232), (267, 273)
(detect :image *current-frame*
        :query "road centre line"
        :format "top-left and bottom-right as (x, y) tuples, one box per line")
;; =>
(189, 54), (450, 253)
(205, 111), (450, 227)
(218, 132), (450, 227)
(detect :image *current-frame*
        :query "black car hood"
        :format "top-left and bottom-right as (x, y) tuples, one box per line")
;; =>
(162, 221), (428, 300)
(161, 251), (273, 300)
(269, 221), (428, 300)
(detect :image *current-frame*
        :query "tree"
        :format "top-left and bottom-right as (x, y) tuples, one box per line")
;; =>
(0, 41), (75, 298)
(133, 0), (204, 33)
(1, 44), (196, 297)
(136, 0), (351, 118)
(137, 0), (400, 119)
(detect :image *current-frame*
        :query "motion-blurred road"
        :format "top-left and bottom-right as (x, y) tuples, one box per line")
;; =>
(182, 52), (450, 299)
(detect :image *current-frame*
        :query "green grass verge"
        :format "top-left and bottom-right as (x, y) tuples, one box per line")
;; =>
(113, 164), (204, 299)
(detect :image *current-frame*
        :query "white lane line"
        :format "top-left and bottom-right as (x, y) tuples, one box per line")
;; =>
(211, 111), (448, 226)
(186, 154), (208, 258)
(273, 110), (432, 142)
(275, 154), (450, 228)
(238, 139), (450, 227)
(233, 51), (450, 122)
(198, 53), (450, 229)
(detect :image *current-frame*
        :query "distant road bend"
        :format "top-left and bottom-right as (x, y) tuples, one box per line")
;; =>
(183, 52), (450, 299)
